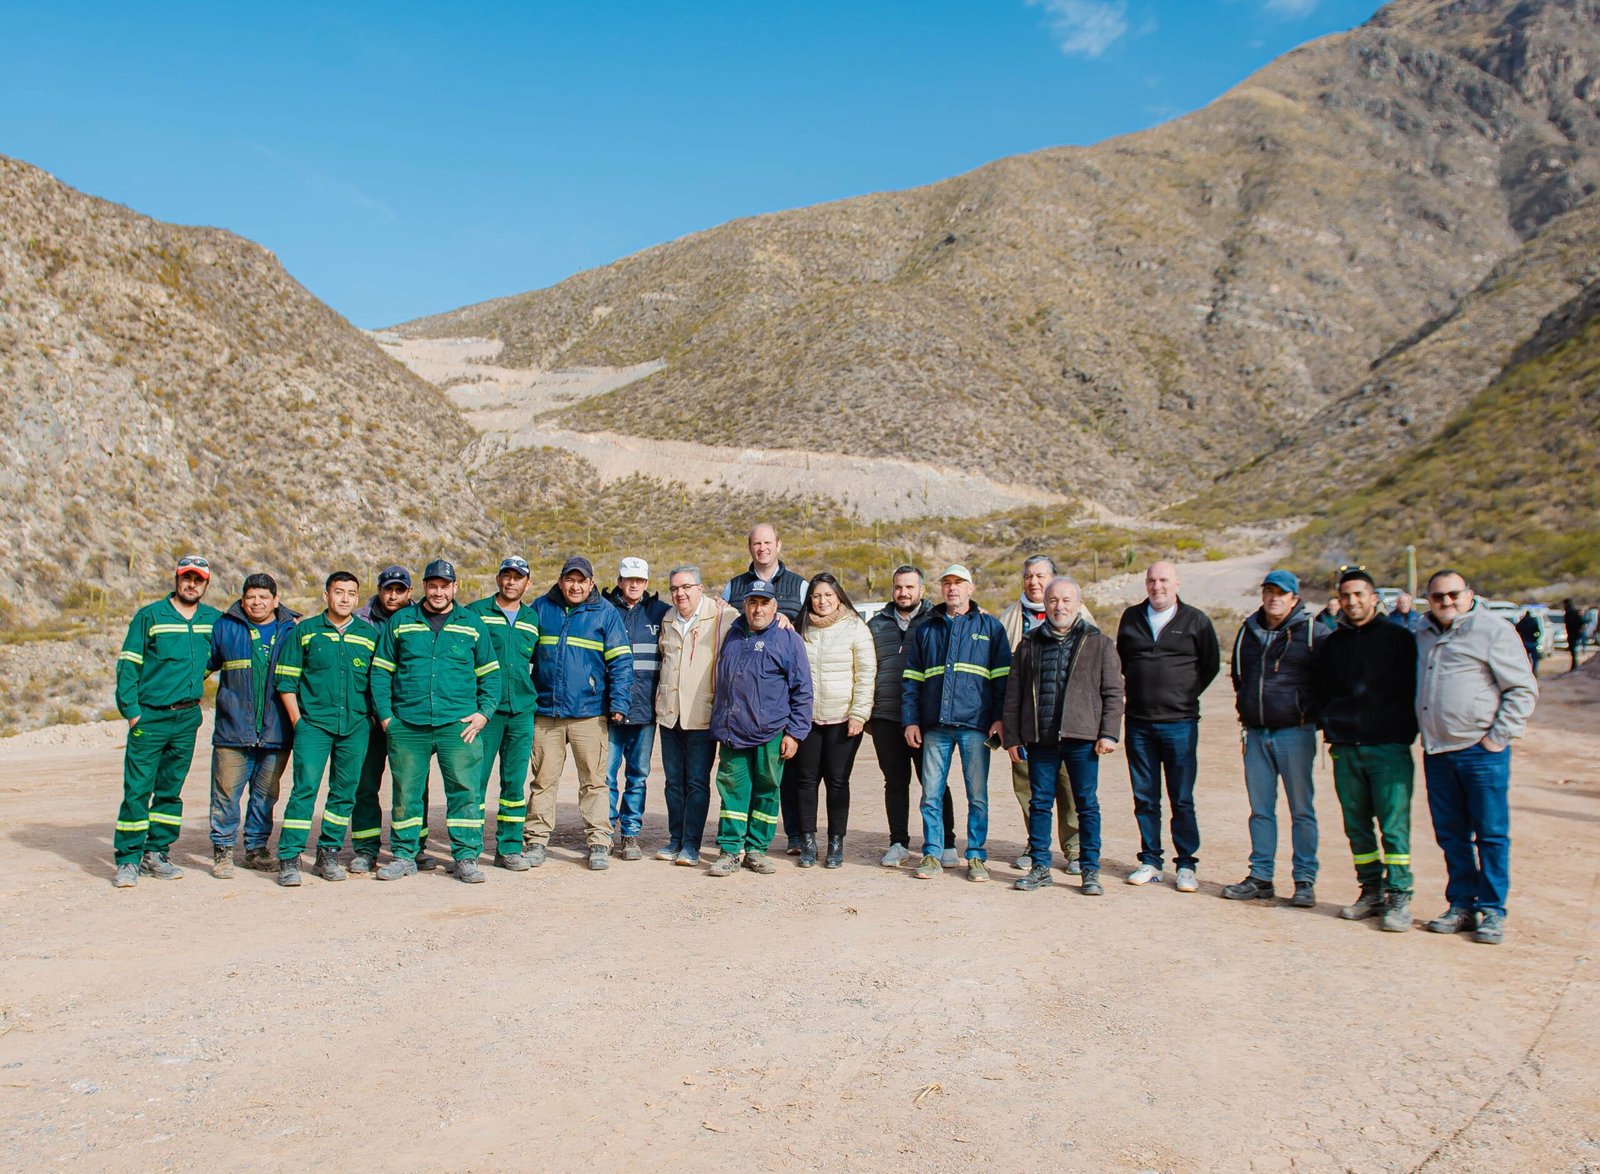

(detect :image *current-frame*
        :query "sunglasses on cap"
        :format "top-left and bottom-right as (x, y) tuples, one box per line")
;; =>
(175, 555), (211, 578)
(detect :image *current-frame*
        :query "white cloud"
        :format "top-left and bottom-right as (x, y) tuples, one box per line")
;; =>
(1027, 0), (1130, 59)
(1263, 0), (1318, 15)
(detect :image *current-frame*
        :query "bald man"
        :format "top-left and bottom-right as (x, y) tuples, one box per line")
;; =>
(1115, 561), (1220, 892)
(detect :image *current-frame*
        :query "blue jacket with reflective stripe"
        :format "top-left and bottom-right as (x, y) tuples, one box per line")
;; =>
(901, 603), (1011, 731)
(601, 587), (671, 725)
(208, 600), (298, 749)
(530, 585), (634, 719)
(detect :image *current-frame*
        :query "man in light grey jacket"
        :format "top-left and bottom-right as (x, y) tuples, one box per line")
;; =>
(1415, 569), (1538, 945)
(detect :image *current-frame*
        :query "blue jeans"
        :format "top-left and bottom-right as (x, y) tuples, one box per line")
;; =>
(1242, 726), (1318, 883)
(209, 745), (288, 850)
(606, 722), (655, 836)
(920, 727), (991, 860)
(1125, 718), (1200, 870)
(1424, 743), (1512, 915)
(1026, 739), (1100, 869)
(659, 723), (714, 855)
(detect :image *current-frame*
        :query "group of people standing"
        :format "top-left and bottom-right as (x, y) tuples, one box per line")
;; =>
(108, 528), (1539, 943)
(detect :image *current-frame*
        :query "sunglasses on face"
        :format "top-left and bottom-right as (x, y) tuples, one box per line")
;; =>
(1428, 588), (1469, 603)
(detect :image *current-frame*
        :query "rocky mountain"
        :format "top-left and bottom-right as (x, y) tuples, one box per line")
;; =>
(0, 154), (498, 621)
(396, 0), (1600, 512)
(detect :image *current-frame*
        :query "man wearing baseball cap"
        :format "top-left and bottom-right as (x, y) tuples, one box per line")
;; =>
(527, 556), (634, 870)
(466, 557), (541, 870)
(602, 557), (670, 860)
(369, 559), (500, 882)
(1224, 569), (1321, 907)
(111, 555), (222, 887)
(349, 565), (413, 872)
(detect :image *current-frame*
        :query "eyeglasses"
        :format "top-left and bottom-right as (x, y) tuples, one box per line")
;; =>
(1427, 588), (1470, 603)
(669, 584), (699, 595)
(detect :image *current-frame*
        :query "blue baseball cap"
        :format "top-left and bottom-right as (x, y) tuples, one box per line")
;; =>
(377, 565), (411, 589)
(744, 580), (777, 600)
(1262, 570), (1300, 595)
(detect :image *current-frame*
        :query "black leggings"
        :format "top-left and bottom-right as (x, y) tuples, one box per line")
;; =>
(788, 723), (863, 835)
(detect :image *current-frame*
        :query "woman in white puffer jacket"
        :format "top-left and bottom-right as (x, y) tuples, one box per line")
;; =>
(790, 573), (877, 868)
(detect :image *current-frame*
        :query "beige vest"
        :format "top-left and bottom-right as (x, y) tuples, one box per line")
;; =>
(655, 595), (738, 730)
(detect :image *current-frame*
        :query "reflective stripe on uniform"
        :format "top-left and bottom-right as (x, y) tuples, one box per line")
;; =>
(117, 651), (145, 665)
(373, 657), (397, 672)
(148, 812), (182, 827)
(567, 636), (604, 652)
(395, 623), (429, 636)
(751, 810), (779, 824)
(720, 809), (749, 822)
(514, 621), (539, 634)
(475, 660), (500, 677)
(345, 635), (376, 651)
(442, 624), (479, 640)
(320, 811), (350, 826)
(281, 819), (313, 830)
(391, 817), (423, 831)
(1351, 850), (1382, 865)
(352, 828), (382, 840)
(496, 813), (526, 823)
(275, 665), (303, 678)
(222, 659), (251, 671)
(604, 645), (631, 661)
(115, 819), (149, 832)
(1382, 854), (1411, 866)
(445, 818), (480, 829)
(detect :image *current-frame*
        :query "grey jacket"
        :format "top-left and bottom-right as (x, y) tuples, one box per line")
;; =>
(1415, 604), (1539, 754)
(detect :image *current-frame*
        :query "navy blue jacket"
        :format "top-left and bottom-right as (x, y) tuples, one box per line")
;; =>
(602, 587), (671, 725)
(1231, 603), (1320, 729)
(709, 618), (813, 749)
(901, 603), (1012, 731)
(530, 585), (634, 719)
(209, 600), (297, 749)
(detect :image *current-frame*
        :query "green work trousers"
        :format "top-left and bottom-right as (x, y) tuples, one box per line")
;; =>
(715, 735), (784, 857)
(1329, 742), (1415, 894)
(277, 720), (371, 861)
(114, 706), (203, 864)
(1011, 757), (1079, 861)
(352, 720), (388, 856)
(478, 710), (533, 858)
(386, 718), (484, 862)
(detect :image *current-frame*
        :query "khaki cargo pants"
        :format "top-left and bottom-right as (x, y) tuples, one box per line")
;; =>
(526, 715), (612, 849)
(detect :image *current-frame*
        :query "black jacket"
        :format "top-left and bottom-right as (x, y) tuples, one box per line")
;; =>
(1311, 617), (1418, 746)
(1115, 600), (1220, 722)
(1231, 603), (1319, 729)
(866, 600), (933, 723)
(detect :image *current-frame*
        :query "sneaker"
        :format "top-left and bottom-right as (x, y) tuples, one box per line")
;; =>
(416, 853), (440, 872)
(1126, 863), (1162, 886)
(1290, 881), (1316, 908)
(967, 859), (990, 884)
(742, 852), (777, 875)
(940, 849), (959, 868)
(212, 846), (235, 879)
(376, 858), (419, 882)
(1474, 910), (1505, 945)
(1381, 893), (1413, 933)
(1063, 858), (1082, 876)
(1013, 853), (1032, 871)
(315, 847), (347, 882)
(1222, 875), (1275, 901)
(656, 843), (681, 862)
(277, 860), (303, 887)
(1340, 885), (1385, 921)
(242, 846), (274, 871)
(113, 863), (139, 888)
(1080, 870), (1105, 896)
(348, 853), (376, 876)
(1427, 905), (1478, 934)
(524, 844), (548, 868)
(785, 836), (803, 856)
(494, 852), (531, 872)
(620, 836), (643, 861)
(881, 843), (911, 868)
(674, 850), (701, 867)
(588, 846), (611, 871)
(1175, 867), (1199, 893)
(1014, 865), (1054, 891)
(138, 851), (183, 880)
(707, 852), (741, 877)
(455, 858), (486, 884)
(912, 854), (943, 880)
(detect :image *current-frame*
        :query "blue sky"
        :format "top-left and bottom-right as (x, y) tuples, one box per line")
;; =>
(4, 0), (1381, 328)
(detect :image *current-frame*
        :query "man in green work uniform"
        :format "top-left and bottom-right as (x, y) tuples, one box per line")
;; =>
(466, 556), (540, 871)
(350, 565), (412, 872)
(273, 571), (380, 887)
(111, 555), (222, 888)
(370, 559), (500, 883)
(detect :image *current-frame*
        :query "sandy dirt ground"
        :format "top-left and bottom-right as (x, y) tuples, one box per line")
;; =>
(2, 669), (1598, 1172)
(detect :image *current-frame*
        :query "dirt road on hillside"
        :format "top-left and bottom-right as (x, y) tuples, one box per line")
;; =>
(2, 676), (1598, 1171)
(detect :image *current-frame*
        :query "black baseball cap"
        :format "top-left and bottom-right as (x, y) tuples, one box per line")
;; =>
(423, 559), (457, 583)
(560, 556), (594, 579)
(377, 565), (411, 589)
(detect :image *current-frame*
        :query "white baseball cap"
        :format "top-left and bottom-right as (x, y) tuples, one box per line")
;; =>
(618, 557), (649, 581)
(939, 563), (974, 584)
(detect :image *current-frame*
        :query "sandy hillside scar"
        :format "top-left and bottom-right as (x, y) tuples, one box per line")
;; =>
(1, 675), (1597, 1169)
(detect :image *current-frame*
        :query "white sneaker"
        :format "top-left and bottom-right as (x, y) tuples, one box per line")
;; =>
(1175, 867), (1199, 893)
(940, 848), (959, 868)
(1126, 863), (1163, 886)
(881, 843), (910, 868)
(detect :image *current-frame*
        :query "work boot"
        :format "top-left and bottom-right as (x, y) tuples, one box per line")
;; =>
(348, 853), (376, 876)
(1290, 881), (1316, 909)
(376, 857), (418, 881)
(1221, 875), (1275, 901)
(113, 863), (139, 888)
(138, 851), (183, 880)
(416, 852), (440, 871)
(1426, 905), (1477, 934)
(1080, 870), (1105, 896)
(707, 851), (741, 877)
(1474, 910), (1506, 945)
(455, 857), (486, 884)
(786, 835), (802, 856)
(1339, 885), (1384, 920)
(588, 846), (611, 871)
(742, 852), (777, 875)
(797, 833), (818, 868)
(242, 846), (273, 871)
(1380, 892), (1412, 933)
(620, 836), (643, 861)
(1014, 864), (1054, 891)
(655, 843), (680, 861)
(212, 846), (235, 879)
(315, 847), (347, 882)
(277, 859), (302, 887)
(494, 852), (530, 872)
(524, 843), (548, 868)
(912, 854), (942, 879)
(967, 859), (990, 884)
(824, 834), (844, 869)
